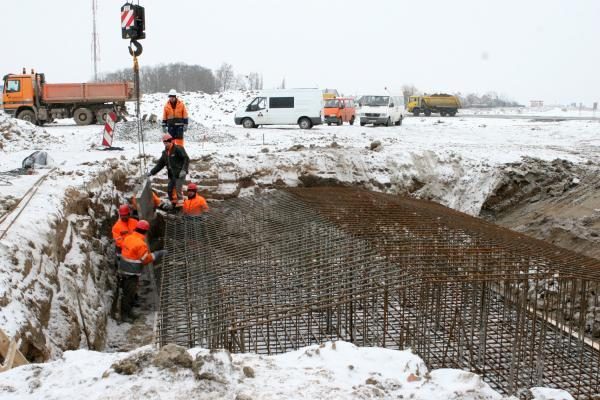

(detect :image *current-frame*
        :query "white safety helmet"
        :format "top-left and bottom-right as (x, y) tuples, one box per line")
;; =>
(168, 89), (177, 97)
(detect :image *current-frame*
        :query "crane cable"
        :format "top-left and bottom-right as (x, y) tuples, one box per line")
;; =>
(130, 43), (147, 179)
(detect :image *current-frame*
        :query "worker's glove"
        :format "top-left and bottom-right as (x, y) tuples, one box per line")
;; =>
(162, 125), (167, 133)
(178, 170), (186, 179)
(152, 249), (168, 261)
(146, 171), (152, 178)
(183, 125), (188, 132)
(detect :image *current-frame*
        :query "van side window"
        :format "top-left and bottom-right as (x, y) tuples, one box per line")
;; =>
(269, 97), (294, 109)
(6, 80), (20, 93)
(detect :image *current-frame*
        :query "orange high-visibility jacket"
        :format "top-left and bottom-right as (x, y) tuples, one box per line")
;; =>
(111, 217), (138, 249)
(162, 99), (189, 142)
(131, 192), (161, 211)
(183, 195), (209, 216)
(119, 231), (154, 275)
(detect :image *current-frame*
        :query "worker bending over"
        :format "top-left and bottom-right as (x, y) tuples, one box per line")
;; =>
(147, 134), (190, 209)
(118, 220), (167, 322)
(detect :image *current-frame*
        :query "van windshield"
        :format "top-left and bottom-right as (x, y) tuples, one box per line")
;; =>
(324, 99), (340, 108)
(362, 96), (389, 107)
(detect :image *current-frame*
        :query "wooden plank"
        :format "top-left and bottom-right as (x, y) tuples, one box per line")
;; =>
(0, 328), (28, 369)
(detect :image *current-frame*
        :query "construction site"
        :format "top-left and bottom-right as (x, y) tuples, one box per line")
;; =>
(1, 1), (600, 400)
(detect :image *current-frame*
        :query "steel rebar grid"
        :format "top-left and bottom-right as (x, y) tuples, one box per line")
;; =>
(157, 187), (600, 398)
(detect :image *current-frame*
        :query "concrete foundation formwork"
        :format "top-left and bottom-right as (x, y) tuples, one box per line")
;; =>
(157, 187), (600, 397)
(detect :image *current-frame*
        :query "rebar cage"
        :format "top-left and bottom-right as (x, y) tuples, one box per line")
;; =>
(157, 187), (600, 397)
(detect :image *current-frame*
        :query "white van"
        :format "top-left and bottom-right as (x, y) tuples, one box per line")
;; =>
(234, 89), (323, 129)
(357, 94), (405, 126)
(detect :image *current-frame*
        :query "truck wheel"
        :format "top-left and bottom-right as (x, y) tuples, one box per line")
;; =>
(424, 110), (432, 117)
(96, 109), (112, 125)
(440, 111), (447, 117)
(349, 116), (355, 125)
(17, 110), (37, 124)
(449, 110), (457, 117)
(74, 108), (94, 126)
(412, 109), (420, 117)
(395, 116), (403, 126)
(298, 117), (312, 129)
(242, 118), (255, 129)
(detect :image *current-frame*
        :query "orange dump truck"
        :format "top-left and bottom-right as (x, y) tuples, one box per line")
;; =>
(2, 69), (134, 125)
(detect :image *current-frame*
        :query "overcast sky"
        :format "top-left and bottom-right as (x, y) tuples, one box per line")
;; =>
(2, 0), (598, 105)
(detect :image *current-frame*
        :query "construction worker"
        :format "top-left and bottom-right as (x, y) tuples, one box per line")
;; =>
(182, 183), (209, 216)
(111, 204), (138, 260)
(118, 220), (167, 322)
(147, 134), (190, 209)
(162, 89), (189, 147)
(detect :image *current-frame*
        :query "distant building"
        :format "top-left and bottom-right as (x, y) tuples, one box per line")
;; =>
(530, 100), (544, 107)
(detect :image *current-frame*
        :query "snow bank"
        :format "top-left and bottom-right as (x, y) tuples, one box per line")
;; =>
(0, 111), (63, 152)
(0, 341), (574, 399)
(141, 90), (256, 127)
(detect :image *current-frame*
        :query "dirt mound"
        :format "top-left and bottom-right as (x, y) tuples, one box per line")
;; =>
(113, 119), (235, 144)
(0, 112), (63, 151)
(482, 157), (600, 259)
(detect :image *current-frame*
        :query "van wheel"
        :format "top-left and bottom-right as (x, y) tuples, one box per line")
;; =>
(349, 116), (355, 125)
(327, 122), (331, 126)
(17, 110), (37, 124)
(395, 116), (403, 126)
(242, 118), (255, 129)
(74, 108), (94, 125)
(337, 118), (343, 126)
(360, 122), (366, 126)
(298, 117), (312, 129)
(386, 117), (392, 127)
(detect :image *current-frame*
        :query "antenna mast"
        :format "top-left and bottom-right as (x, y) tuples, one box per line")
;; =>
(91, 0), (100, 81)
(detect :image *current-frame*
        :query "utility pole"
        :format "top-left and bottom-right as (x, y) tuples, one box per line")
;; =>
(91, 0), (100, 81)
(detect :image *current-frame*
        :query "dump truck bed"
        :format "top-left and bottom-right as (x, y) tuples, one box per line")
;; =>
(42, 82), (133, 103)
(423, 95), (460, 108)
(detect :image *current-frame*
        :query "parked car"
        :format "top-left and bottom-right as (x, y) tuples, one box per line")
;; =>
(357, 94), (405, 126)
(323, 98), (356, 125)
(234, 89), (323, 129)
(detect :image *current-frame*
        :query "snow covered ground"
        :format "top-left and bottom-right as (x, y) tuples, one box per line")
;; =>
(0, 90), (598, 398)
(0, 341), (574, 400)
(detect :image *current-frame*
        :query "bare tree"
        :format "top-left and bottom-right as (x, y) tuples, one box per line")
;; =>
(216, 63), (235, 92)
(402, 84), (419, 104)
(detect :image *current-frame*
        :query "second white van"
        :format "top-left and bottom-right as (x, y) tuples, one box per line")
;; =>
(357, 94), (405, 126)
(234, 89), (323, 129)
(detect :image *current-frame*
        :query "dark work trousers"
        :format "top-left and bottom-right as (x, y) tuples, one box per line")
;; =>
(120, 274), (140, 318)
(167, 176), (185, 206)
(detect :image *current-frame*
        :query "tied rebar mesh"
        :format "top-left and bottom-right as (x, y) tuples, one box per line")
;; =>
(157, 187), (600, 397)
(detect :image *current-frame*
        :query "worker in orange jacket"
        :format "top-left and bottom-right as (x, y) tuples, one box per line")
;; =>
(162, 89), (189, 147)
(183, 183), (209, 216)
(118, 220), (167, 322)
(111, 204), (138, 259)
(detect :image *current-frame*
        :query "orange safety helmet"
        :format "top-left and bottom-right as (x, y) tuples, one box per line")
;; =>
(187, 183), (198, 191)
(162, 133), (173, 142)
(118, 204), (130, 216)
(136, 220), (150, 231)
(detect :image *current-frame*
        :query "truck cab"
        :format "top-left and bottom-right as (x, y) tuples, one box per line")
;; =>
(2, 73), (40, 123)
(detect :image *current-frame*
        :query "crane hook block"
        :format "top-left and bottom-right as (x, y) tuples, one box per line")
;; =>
(128, 40), (143, 57)
(121, 3), (146, 40)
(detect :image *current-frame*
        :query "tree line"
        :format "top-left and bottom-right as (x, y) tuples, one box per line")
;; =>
(98, 62), (263, 94)
(402, 85), (522, 108)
